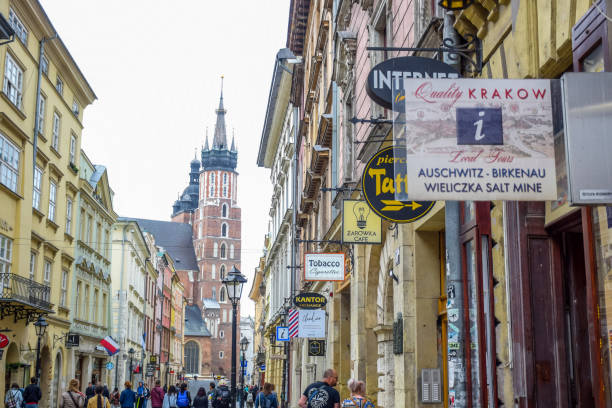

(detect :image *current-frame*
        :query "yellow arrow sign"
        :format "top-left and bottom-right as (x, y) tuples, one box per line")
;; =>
(380, 200), (423, 211)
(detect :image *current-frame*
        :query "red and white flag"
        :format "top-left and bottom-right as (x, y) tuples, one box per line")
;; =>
(288, 309), (299, 338)
(100, 336), (119, 356)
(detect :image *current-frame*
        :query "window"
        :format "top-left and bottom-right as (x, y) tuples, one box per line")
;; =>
(0, 134), (20, 193)
(213, 242), (218, 257)
(212, 286), (216, 300)
(65, 198), (73, 234)
(219, 330), (224, 339)
(48, 181), (57, 221)
(220, 265), (226, 280)
(52, 112), (60, 150)
(222, 173), (228, 197)
(40, 54), (49, 76)
(72, 99), (80, 116)
(184, 341), (200, 374)
(220, 243), (226, 259)
(32, 167), (42, 209)
(8, 9), (27, 45)
(3, 53), (23, 108)
(93, 289), (99, 323)
(37, 95), (46, 134)
(75, 281), (81, 317)
(43, 260), (51, 285)
(222, 204), (228, 218)
(60, 269), (68, 307)
(69, 134), (76, 164)
(219, 287), (226, 302)
(221, 223), (227, 237)
(102, 293), (107, 326)
(219, 351), (224, 359)
(29, 252), (36, 281)
(230, 244), (235, 259)
(56, 76), (63, 95)
(0, 235), (13, 274)
(211, 264), (216, 279)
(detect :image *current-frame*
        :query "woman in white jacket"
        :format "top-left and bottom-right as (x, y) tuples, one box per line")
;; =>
(5, 383), (24, 408)
(162, 386), (177, 408)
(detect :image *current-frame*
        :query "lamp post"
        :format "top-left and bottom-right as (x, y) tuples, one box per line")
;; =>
(33, 315), (48, 382)
(128, 348), (135, 383)
(239, 337), (249, 408)
(222, 265), (247, 408)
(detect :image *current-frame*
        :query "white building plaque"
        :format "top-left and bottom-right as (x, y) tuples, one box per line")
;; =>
(304, 253), (345, 281)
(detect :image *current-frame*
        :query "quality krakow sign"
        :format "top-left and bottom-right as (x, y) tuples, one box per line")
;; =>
(362, 146), (435, 223)
(366, 56), (460, 111)
(400, 79), (556, 201)
(304, 253), (345, 281)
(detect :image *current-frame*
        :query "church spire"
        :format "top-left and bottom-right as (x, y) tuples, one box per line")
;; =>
(212, 76), (228, 150)
(231, 128), (236, 152)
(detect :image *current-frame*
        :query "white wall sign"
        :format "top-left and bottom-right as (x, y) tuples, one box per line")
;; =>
(298, 309), (326, 338)
(400, 78), (557, 201)
(304, 253), (345, 281)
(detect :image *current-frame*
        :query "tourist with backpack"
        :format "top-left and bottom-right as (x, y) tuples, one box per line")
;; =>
(176, 384), (191, 408)
(120, 382), (137, 408)
(214, 381), (231, 408)
(245, 388), (254, 408)
(60, 379), (86, 408)
(162, 386), (177, 408)
(340, 380), (374, 408)
(5, 383), (24, 408)
(298, 369), (340, 408)
(253, 383), (277, 408)
(191, 387), (208, 408)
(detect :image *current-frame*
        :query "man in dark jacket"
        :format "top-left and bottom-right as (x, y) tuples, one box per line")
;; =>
(150, 380), (165, 408)
(85, 382), (95, 406)
(23, 377), (42, 408)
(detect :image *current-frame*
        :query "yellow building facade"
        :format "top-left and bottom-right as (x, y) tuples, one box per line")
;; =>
(0, 0), (95, 405)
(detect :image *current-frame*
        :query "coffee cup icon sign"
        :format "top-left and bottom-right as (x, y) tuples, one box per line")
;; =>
(353, 202), (371, 229)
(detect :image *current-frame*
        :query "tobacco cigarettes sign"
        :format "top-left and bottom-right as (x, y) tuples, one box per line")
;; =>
(401, 79), (556, 200)
(304, 253), (345, 281)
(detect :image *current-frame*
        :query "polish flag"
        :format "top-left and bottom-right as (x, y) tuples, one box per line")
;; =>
(100, 336), (120, 356)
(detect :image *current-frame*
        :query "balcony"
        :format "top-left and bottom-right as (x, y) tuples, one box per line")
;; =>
(0, 273), (52, 322)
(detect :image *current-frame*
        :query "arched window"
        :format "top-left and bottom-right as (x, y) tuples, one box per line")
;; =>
(220, 287), (226, 302)
(222, 204), (228, 218)
(211, 264), (216, 279)
(220, 243), (226, 259)
(213, 242), (218, 257)
(221, 223), (227, 237)
(184, 341), (199, 374)
(230, 244), (234, 259)
(212, 287), (216, 300)
(209, 173), (215, 196)
(222, 173), (228, 197)
(220, 265), (226, 280)
(219, 351), (224, 359)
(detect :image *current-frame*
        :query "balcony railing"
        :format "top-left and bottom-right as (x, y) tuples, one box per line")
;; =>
(0, 273), (52, 311)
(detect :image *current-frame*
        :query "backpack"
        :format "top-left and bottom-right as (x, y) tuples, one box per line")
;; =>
(6, 391), (18, 408)
(246, 393), (253, 404)
(216, 387), (230, 408)
(176, 391), (189, 408)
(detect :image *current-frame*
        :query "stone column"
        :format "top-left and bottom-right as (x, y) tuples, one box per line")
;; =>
(374, 325), (394, 408)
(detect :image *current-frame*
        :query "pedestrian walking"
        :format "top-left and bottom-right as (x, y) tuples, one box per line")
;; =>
(340, 380), (374, 408)
(5, 383), (24, 408)
(136, 382), (145, 408)
(60, 379), (86, 408)
(176, 383), (191, 408)
(162, 386), (177, 408)
(103, 385), (110, 399)
(23, 377), (42, 408)
(245, 387), (253, 408)
(298, 369), (340, 408)
(191, 387), (208, 408)
(253, 383), (278, 408)
(120, 382), (137, 408)
(143, 384), (151, 408)
(150, 380), (165, 408)
(207, 384), (217, 408)
(87, 385), (111, 408)
(110, 388), (121, 408)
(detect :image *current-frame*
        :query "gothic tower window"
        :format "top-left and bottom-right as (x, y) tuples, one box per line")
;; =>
(213, 242), (218, 257)
(184, 341), (199, 374)
(211, 264), (216, 279)
(209, 173), (215, 196)
(220, 265), (226, 280)
(220, 243), (226, 259)
(223, 173), (228, 197)
(220, 287), (226, 302)
(212, 287), (216, 300)
(221, 223), (227, 237)
(222, 204), (228, 218)
(230, 244), (234, 259)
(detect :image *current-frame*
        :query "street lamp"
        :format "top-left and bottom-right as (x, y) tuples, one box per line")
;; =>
(239, 337), (250, 408)
(128, 348), (135, 383)
(222, 265), (247, 408)
(33, 315), (48, 382)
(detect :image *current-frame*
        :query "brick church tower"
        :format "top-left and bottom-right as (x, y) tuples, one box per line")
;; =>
(171, 80), (241, 377)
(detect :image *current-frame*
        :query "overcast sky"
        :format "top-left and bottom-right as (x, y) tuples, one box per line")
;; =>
(40, 0), (290, 316)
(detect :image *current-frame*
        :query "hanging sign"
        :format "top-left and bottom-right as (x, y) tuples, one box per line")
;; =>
(0, 334), (8, 348)
(342, 200), (382, 244)
(276, 326), (290, 342)
(366, 56), (460, 111)
(298, 309), (326, 338)
(401, 78), (556, 200)
(293, 292), (327, 309)
(308, 340), (326, 357)
(362, 146), (435, 223)
(304, 253), (345, 281)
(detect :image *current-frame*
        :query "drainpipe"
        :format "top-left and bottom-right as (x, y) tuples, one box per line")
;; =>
(443, 11), (467, 408)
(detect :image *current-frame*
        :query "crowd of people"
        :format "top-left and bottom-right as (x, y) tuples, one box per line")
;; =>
(4, 370), (374, 408)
